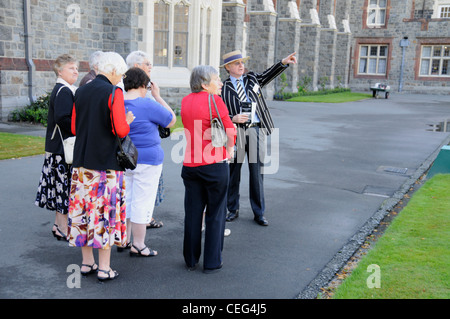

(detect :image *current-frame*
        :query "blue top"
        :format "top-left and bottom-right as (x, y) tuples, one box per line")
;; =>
(124, 97), (173, 165)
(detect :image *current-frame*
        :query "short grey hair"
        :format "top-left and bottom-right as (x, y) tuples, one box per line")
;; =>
(190, 65), (219, 93)
(89, 51), (103, 69)
(97, 52), (128, 76)
(126, 50), (150, 68)
(53, 54), (78, 76)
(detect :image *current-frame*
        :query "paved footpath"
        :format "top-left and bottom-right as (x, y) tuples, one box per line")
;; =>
(0, 94), (449, 304)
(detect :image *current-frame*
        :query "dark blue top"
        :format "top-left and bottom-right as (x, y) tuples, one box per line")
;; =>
(125, 97), (173, 165)
(45, 83), (74, 155)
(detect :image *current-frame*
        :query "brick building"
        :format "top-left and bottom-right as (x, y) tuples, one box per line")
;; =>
(0, 0), (449, 121)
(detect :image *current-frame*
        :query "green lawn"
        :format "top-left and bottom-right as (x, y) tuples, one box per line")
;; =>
(0, 132), (45, 160)
(287, 92), (372, 103)
(0, 117), (184, 161)
(331, 174), (450, 299)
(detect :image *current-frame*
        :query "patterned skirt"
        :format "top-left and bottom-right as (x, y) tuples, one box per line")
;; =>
(68, 167), (127, 249)
(35, 152), (72, 215)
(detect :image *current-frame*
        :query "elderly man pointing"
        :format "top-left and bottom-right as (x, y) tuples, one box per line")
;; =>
(221, 51), (297, 226)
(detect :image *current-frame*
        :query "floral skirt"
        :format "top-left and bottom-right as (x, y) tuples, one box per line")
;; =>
(68, 167), (127, 249)
(35, 152), (72, 215)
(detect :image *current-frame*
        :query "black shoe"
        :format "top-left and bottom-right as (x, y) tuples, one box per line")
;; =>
(186, 263), (198, 271)
(203, 263), (223, 274)
(52, 224), (68, 241)
(80, 263), (98, 276)
(254, 216), (268, 226)
(97, 269), (119, 283)
(226, 210), (239, 222)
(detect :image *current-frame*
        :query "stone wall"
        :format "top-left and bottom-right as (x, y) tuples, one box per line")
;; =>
(0, 0), (140, 121)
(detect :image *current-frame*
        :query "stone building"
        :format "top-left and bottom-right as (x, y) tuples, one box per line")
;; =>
(0, 0), (449, 121)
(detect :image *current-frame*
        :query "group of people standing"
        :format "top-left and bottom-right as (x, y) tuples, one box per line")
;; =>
(35, 48), (296, 282)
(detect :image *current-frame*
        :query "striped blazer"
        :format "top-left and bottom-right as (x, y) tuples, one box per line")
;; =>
(221, 61), (289, 139)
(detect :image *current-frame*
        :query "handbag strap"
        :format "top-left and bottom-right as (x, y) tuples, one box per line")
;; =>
(50, 85), (68, 142)
(208, 93), (227, 147)
(110, 86), (125, 154)
(208, 94), (225, 128)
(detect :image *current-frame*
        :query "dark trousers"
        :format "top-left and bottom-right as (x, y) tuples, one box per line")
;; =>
(181, 162), (229, 269)
(228, 126), (265, 218)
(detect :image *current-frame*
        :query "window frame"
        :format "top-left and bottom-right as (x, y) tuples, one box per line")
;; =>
(415, 38), (450, 81)
(353, 38), (393, 80)
(439, 5), (450, 18)
(137, 0), (222, 88)
(358, 44), (389, 76)
(419, 45), (450, 77)
(432, 0), (450, 18)
(153, 0), (191, 68)
(362, 0), (391, 29)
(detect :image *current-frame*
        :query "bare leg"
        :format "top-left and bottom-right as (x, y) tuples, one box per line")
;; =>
(131, 222), (157, 256)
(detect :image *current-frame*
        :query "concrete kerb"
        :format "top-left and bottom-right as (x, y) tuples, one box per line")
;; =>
(296, 134), (450, 299)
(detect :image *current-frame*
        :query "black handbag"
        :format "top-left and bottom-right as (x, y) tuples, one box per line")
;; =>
(110, 86), (138, 170)
(158, 125), (171, 138)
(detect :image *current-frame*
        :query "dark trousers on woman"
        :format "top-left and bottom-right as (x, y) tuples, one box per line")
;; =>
(182, 161), (229, 270)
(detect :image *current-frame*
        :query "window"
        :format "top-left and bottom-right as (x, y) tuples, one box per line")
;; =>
(367, 0), (387, 26)
(432, 0), (450, 18)
(420, 45), (450, 76)
(358, 45), (388, 75)
(439, 5), (450, 17)
(153, 0), (190, 68)
(154, 1), (170, 66)
(173, 2), (189, 67)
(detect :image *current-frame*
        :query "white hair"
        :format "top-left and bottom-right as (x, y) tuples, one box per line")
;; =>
(126, 50), (150, 68)
(89, 51), (103, 69)
(97, 52), (128, 75)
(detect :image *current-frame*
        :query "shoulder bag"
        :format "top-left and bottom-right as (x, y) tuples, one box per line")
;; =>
(111, 86), (138, 170)
(208, 94), (227, 148)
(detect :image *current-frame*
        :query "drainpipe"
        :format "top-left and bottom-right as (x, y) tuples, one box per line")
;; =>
(24, 0), (36, 103)
(398, 37), (410, 93)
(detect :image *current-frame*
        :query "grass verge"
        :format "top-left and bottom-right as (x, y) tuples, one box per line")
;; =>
(328, 174), (450, 299)
(287, 92), (372, 103)
(0, 116), (184, 161)
(0, 132), (45, 160)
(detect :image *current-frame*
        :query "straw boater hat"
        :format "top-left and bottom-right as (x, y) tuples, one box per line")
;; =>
(220, 50), (250, 67)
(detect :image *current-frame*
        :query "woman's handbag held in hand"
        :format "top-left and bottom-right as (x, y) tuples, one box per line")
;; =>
(111, 86), (138, 170)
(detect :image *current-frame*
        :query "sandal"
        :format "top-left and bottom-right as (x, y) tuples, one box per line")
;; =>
(129, 244), (158, 257)
(97, 269), (119, 282)
(52, 224), (68, 242)
(81, 263), (98, 276)
(146, 219), (163, 229)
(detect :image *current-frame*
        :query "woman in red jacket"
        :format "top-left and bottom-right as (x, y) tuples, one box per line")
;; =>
(181, 65), (236, 273)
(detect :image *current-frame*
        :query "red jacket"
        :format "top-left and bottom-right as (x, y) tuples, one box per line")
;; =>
(181, 91), (236, 167)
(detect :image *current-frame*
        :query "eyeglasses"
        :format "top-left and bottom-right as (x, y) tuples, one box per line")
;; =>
(140, 62), (152, 67)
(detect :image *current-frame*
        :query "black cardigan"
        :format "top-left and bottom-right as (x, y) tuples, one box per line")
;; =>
(72, 75), (126, 171)
(45, 83), (75, 155)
